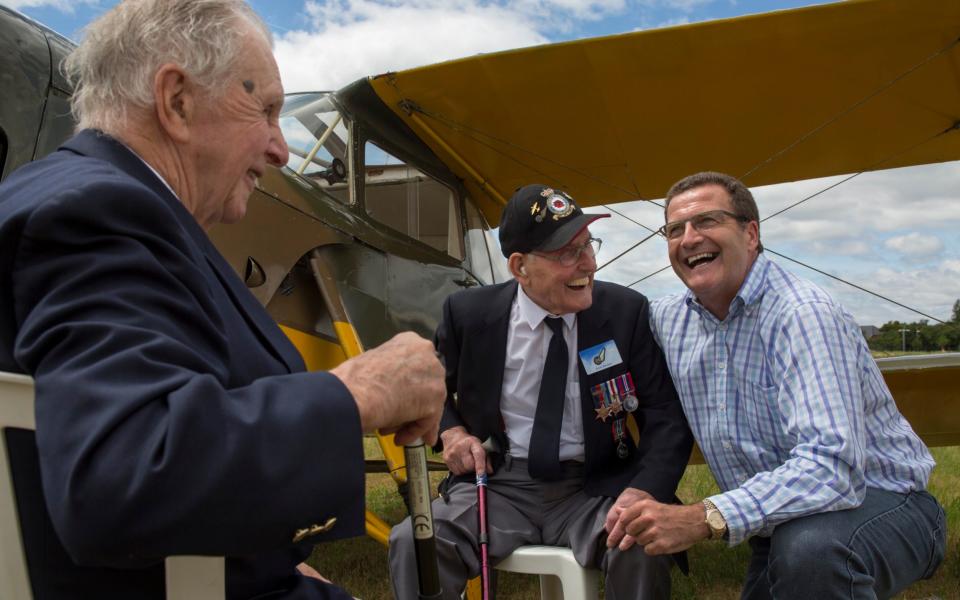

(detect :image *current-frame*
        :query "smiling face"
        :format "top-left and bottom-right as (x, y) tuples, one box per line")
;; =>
(187, 27), (289, 227)
(665, 183), (759, 319)
(513, 228), (597, 315)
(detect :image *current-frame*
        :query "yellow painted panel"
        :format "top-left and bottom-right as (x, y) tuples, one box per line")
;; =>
(884, 367), (960, 448)
(371, 0), (960, 224)
(278, 325), (347, 371)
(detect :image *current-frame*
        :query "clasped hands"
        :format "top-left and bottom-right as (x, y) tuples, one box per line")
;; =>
(603, 488), (711, 555)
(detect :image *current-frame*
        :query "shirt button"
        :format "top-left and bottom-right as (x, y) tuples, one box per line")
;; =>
(722, 441), (732, 450)
(717, 361), (726, 369)
(718, 402), (725, 411)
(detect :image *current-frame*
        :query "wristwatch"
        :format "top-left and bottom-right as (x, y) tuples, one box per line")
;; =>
(702, 499), (728, 540)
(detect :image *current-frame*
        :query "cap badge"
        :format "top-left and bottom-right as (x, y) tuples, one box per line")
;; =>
(547, 193), (575, 220)
(531, 200), (550, 223)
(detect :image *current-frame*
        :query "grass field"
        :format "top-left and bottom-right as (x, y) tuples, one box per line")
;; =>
(310, 444), (958, 599)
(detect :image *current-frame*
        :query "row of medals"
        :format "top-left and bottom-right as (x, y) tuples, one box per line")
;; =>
(595, 391), (639, 459)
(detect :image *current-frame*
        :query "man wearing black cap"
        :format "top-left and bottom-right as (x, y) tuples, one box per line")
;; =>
(389, 184), (693, 599)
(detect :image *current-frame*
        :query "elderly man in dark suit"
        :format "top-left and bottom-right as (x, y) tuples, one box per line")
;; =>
(0, 1), (444, 598)
(388, 184), (693, 599)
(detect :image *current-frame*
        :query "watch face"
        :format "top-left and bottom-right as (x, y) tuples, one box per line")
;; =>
(707, 510), (725, 530)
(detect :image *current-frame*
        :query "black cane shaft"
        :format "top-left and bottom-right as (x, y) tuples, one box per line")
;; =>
(404, 440), (442, 599)
(413, 537), (442, 599)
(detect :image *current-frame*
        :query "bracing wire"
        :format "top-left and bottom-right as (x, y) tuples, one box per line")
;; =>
(597, 230), (660, 272)
(761, 121), (960, 224)
(765, 249), (946, 324)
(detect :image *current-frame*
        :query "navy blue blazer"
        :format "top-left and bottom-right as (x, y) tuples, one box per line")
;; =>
(435, 280), (693, 502)
(0, 130), (364, 599)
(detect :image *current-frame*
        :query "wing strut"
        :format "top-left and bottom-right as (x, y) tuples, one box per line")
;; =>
(308, 249), (405, 545)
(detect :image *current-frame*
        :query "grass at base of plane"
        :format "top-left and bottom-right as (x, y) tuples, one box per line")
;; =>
(310, 440), (958, 599)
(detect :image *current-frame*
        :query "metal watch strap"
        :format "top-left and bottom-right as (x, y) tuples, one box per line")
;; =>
(702, 498), (727, 540)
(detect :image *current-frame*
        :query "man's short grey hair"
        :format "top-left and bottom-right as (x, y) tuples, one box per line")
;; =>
(664, 171), (764, 253)
(63, 0), (272, 132)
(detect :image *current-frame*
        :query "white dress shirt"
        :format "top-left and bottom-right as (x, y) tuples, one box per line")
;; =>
(501, 285), (585, 462)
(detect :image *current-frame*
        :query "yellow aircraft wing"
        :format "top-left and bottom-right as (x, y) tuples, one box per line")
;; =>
(369, 0), (960, 224)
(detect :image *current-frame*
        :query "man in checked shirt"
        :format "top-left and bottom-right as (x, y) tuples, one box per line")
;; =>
(605, 171), (946, 599)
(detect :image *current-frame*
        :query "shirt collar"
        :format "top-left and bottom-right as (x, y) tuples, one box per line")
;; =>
(737, 252), (769, 309)
(122, 142), (180, 200)
(516, 284), (577, 332)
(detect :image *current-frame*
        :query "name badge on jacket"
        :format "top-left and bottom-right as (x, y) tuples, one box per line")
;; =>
(578, 339), (622, 375)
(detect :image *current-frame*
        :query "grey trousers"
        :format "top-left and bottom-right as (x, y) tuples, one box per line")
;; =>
(388, 458), (672, 600)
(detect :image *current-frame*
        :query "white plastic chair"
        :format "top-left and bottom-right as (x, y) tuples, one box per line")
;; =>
(0, 372), (225, 600)
(496, 545), (600, 600)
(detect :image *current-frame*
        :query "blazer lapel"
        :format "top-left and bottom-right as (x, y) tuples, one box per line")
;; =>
(202, 245), (306, 373)
(471, 282), (516, 438)
(575, 295), (616, 445)
(63, 130), (305, 374)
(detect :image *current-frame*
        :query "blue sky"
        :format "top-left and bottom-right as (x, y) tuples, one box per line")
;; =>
(4, 0), (958, 326)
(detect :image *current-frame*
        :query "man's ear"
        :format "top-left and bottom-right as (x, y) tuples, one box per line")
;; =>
(154, 63), (193, 144)
(746, 220), (760, 253)
(508, 253), (527, 281)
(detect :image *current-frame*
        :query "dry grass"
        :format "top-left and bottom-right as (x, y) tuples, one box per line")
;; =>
(310, 442), (959, 599)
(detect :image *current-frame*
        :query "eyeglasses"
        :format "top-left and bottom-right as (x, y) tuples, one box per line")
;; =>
(533, 237), (602, 266)
(659, 210), (749, 241)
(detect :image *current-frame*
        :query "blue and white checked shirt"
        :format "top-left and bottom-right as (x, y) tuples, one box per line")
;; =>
(650, 253), (935, 545)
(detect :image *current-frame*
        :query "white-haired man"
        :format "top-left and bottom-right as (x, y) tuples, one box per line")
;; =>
(0, 1), (444, 598)
(389, 184), (693, 599)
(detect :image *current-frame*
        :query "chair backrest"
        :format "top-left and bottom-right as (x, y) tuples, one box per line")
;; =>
(0, 372), (225, 600)
(0, 372), (35, 600)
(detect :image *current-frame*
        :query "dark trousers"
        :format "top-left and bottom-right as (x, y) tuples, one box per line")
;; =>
(741, 488), (945, 600)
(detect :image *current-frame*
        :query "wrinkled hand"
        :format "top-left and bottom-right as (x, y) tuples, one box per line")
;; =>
(330, 332), (445, 446)
(440, 426), (491, 475)
(603, 488), (654, 550)
(607, 495), (710, 555)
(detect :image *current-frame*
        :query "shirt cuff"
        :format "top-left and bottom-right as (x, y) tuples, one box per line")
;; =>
(709, 487), (766, 546)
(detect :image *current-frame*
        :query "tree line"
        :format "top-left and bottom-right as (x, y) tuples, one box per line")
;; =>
(867, 300), (960, 353)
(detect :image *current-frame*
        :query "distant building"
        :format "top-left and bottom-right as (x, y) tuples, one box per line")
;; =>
(860, 325), (880, 339)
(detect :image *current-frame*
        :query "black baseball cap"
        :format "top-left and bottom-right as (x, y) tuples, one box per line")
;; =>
(498, 184), (609, 258)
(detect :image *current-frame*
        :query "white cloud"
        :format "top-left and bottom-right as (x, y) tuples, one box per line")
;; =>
(3, 0), (96, 9)
(809, 240), (871, 256)
(511, 0), (627, 20)
(817, 260), (960, 326)
(275, 1), (551, 91)
(883, 233), (944, 258)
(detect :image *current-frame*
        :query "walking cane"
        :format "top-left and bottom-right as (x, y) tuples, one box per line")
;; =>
(475, 469), (491, 600)
(477, 437), (501, 600)
(405, 439), (443, 599)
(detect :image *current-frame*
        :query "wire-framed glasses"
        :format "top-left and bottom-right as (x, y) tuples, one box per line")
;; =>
(534, 237), (602, 266)
(658, 210), (749, 240)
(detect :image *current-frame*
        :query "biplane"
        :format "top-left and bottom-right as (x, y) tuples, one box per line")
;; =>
(0, 0), (958, 579)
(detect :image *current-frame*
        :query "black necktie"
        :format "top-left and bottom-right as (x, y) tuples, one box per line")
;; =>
(528, 316), (568, 480)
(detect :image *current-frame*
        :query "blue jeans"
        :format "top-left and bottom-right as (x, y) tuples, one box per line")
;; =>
(741, 488), (946, 600)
